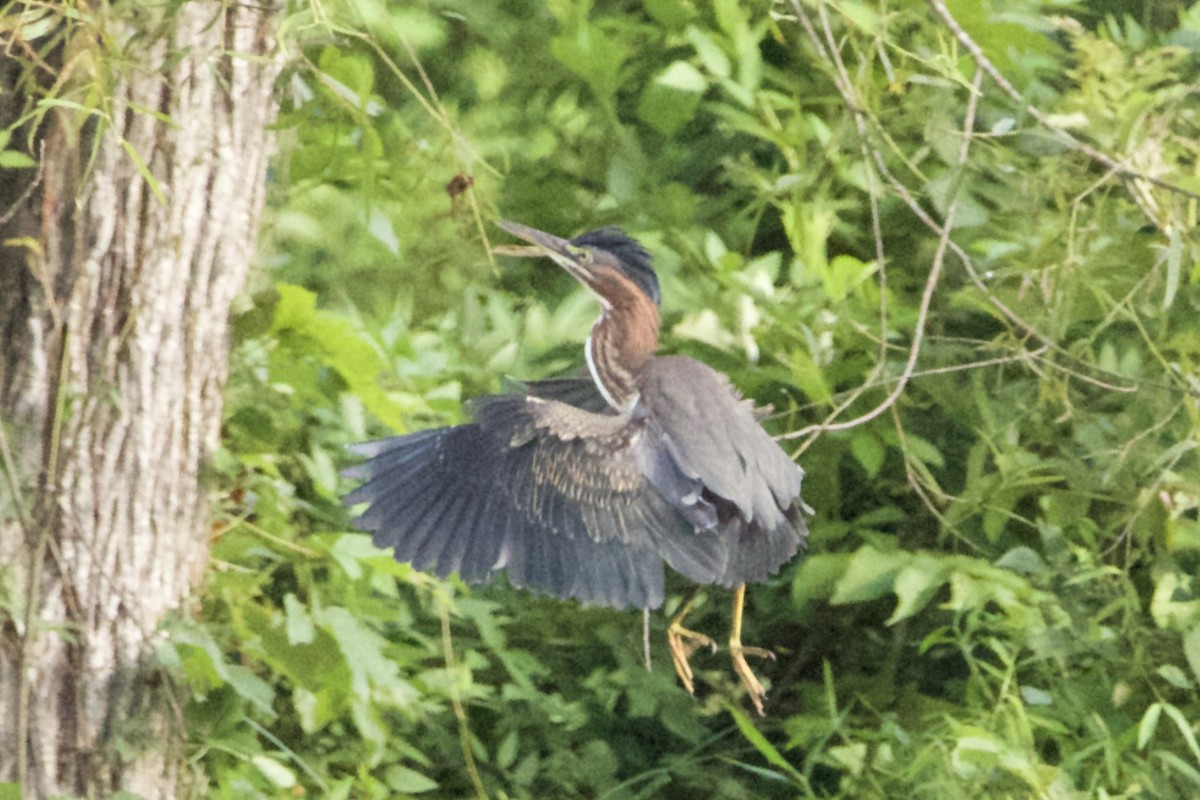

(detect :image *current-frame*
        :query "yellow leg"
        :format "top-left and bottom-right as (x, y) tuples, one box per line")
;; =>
(666, 587), (717, 695)
(729, 583), (774, 716)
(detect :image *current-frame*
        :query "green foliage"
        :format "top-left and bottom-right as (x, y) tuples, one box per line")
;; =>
(187, 0), (1200, 797)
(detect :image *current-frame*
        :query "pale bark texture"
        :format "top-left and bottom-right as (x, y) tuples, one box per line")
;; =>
(0, 3), (283, 797)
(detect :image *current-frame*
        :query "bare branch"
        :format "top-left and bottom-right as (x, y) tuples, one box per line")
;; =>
(926, 0), (1200, 202)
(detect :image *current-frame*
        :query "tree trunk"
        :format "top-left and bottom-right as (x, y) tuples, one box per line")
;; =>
(0, 3), (282, 797)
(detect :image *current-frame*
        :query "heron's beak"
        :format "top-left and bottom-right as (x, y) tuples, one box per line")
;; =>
(496, 220), (571, 255)
(494, 220), (591, 276)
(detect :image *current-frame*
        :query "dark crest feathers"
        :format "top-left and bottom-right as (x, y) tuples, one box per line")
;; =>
(571, 227), (661, 306)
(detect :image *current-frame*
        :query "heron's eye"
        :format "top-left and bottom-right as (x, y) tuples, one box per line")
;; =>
(578, 249), (594, 264)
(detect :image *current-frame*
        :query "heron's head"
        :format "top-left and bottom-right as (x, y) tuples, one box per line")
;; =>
(496, 220), (661, 308)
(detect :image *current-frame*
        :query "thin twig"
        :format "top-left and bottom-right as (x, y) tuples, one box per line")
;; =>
(926, 0), (1200, 201)
(785, 11), (982, 446)
(0, 140), (45, 226)
(440, 603), (489, 800)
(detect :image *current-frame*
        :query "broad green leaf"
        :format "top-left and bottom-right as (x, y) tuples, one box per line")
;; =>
(1157, 665), (1192, 690)
(712, 0), (745, 37)
(386, 766), (438, 794)
(829, 742), (869, 777)
(1184, 625), (1200, 686)
(850, 430), (885, 477)
(838, 1), (882, 33)
(995, 546), (1045, 575)
(496, 730), (519, 770)
(644, 0), (692, 29)
(788, 349), (832, 405)
(1156, 750), (1200, 788)
(220, 665), (280, 718)
(792, 552), (851, 608)
(831, 546), (908, 605)
(168, 622), (276, 717)
(952, 731), (1002, 775)
(900, 433), (946, 470)
(1020, 686), (1053, 706)
(656, 60), (706, 93)
(285, 593), (316, 645)
(823, 254), (874, 303)
(251, 755), (296, 789)
(1137, 702), (1162, 750)
(0, 150), (36, 168)
(1151, 572), (1200, 631)
(888, 557), (947, 623)
(687, 26), (730, 79)
(1162, 703), (1200, 764)
(549, 23), (631, 105)
(270, 284), (404, 431)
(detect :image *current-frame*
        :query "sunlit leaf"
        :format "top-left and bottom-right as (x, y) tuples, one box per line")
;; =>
(831, 546), (909, 605)
(888, 557), (947, 623)
(1138, 703), (1162, 750)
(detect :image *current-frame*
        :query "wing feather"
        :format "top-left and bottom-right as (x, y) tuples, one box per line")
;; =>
(637, 356), (809, 585)
(348, 394), (683, 608)
(346, 363), (808, 605)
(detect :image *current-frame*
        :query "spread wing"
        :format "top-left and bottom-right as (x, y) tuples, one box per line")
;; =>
(639, 356), (809, 584)
(347, 359), (809, 607)
(345, 394), (730, 609)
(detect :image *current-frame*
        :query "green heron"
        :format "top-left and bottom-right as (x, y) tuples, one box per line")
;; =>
(346, 220), (808, 714)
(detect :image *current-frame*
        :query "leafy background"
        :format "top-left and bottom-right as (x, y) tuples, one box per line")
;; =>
(165, 0), (1200, 796)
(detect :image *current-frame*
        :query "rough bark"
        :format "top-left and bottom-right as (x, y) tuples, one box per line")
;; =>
(0, 3), (282, 797)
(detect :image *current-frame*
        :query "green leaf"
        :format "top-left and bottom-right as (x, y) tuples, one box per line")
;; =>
(285, 593), (316, 645)
(1163, 226), (1182, 309)
(1156, 750), (1200, 788)
(789, 349), (832, 405)
(251, 755), (296, 789)
(0, 150), (36, 168)
(270, 283), (405, 431)
(829, 742), (868, 777)
(1020, 686), (1053, 706)
(644, 0), (693, 29)
(496, 730), (519, 771)
(386, 766), (438, 794)
(850, 430), (885, 477)
(1184, 625), (1200, 686)
(952, 732), (1001, 772)
(899, 433), (945, 470)
(687, 26), (730, 78)
(726, 702), (806, 784)
(1157, 664), (1192, 689)
(888, 557), (947, 623)
(1162, 703), (1200, 764)
(831, 546), (909, 605)
(222, 664), (278, 717)
(549, 22), (632, 106)
(994, 546), (1045, 575)
(120, 137), (165, 206)
(317, 606), (401, 702)
(823, 252), (871, 303)
(656, 60), (706, 93)
(792, 552), (851, 608)
(168, 622), (277, 718)
(1137, 702), (1162, 750)
(838, 1), (883, 33)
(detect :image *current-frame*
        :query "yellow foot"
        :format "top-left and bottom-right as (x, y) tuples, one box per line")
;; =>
(730, 641), (775, 716)
(667, 623), (718, 695)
